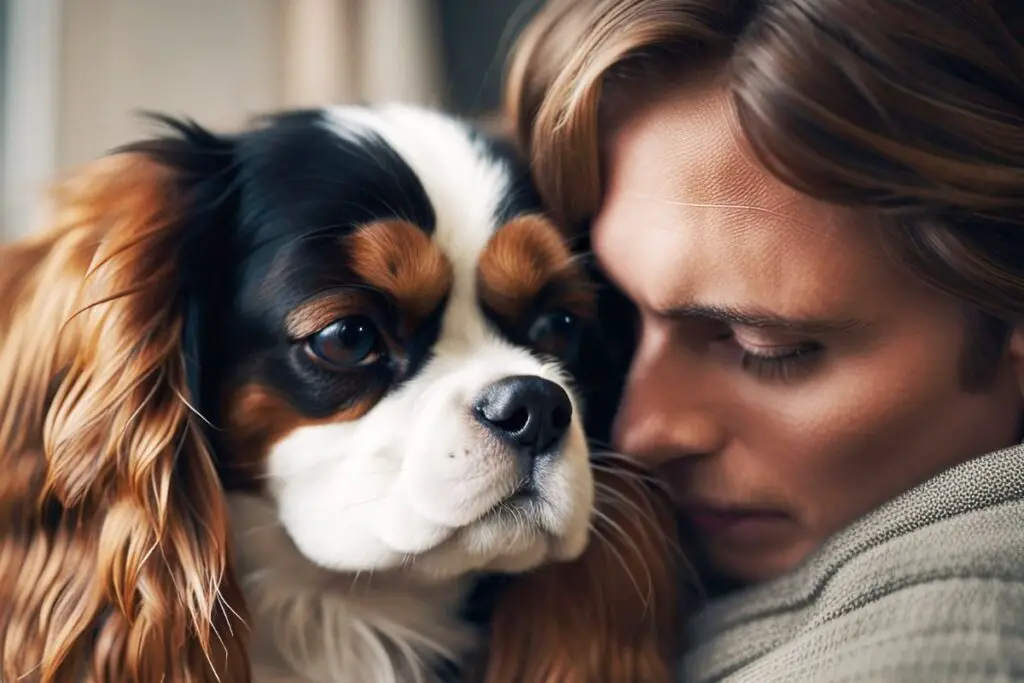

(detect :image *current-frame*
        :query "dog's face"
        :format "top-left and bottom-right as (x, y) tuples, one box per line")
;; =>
(171, 105), (595, 580)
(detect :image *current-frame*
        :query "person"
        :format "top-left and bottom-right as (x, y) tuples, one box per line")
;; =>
(504, 0), (1024, 680)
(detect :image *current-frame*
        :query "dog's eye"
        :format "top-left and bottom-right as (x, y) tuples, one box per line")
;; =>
(528, 309), (581, 360)
(307, 316), (382, 367)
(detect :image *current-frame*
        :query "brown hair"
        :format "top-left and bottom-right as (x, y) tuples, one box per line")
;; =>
(506, 0), (1024, 388)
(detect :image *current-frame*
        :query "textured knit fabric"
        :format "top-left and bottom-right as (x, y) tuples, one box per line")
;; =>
(680, 444), (1024, 682)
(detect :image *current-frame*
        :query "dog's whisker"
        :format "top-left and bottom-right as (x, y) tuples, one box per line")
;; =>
(592, 476), (688, 566)
(593, 486), (683, 563)
(588, 520), (654, 616)
(590, 461), (666, 487)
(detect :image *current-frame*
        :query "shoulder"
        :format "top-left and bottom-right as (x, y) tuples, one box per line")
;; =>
(684, 448), (1024, 683)
(798, 445), (1024, 624)
(820, 495), (1024, 615)
(718, 581), (1024, 682)
(787, 500), (1024, 682)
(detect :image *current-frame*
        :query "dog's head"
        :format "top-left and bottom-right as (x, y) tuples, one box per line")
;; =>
(182, 105), (595, 578)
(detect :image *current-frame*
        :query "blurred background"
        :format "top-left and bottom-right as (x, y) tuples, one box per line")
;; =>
(0, 0), (542, 242)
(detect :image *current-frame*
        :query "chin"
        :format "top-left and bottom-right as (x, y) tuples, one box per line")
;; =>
(0, 103), (684, 683)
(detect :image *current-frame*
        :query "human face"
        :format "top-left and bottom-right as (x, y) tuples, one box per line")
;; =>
(593, 81), (1024, 585)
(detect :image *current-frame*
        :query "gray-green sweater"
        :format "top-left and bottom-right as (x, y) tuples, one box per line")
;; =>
(680, 444), (1024, 682)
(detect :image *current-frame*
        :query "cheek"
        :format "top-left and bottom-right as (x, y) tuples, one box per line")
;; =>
(264, 420), (412, 570)
(221, 383), (382, 491)
(734, 327), (973, 524)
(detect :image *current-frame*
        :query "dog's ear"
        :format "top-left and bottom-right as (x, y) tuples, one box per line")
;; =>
(482, 457), (688, 683)
(0, 120), (250, 682)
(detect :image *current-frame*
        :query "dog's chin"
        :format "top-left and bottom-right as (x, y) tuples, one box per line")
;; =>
(399, 495), (593, 582)
(264, 476), (593, 582)
(271, 479), (593, 582)
(266, 415), (595, 581)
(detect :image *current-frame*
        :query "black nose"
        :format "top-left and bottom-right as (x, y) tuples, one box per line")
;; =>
(472, 375), (573, 456)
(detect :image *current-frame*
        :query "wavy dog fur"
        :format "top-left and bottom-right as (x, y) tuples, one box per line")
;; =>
(0, 153), (249, 682)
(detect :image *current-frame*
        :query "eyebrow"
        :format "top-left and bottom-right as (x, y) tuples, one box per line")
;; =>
(661, 303), (867, 335)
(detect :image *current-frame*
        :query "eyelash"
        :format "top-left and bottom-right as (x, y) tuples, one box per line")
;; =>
(738, 342), (824, 381)
(710, 328), (824, 381)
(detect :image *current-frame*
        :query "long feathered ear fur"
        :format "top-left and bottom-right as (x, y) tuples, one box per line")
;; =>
(0, 127), (250, 681)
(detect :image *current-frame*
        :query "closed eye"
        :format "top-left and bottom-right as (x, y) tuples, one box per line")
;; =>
(716, 331), (825, 382)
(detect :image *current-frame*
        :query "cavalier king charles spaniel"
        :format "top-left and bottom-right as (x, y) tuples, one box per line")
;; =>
(0, 104), (683, 682)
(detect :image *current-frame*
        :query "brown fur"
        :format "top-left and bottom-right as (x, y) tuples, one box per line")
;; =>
(478, 214), (595, 323)
(284, 289), (379, 340)
(220, 383), (383, 492)
(346, 219), (453, 336)
(0, 153), (249, 682)
(481, 456), (687, 683)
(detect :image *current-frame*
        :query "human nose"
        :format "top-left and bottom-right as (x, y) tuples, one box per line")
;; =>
(611, 335), (726, 468)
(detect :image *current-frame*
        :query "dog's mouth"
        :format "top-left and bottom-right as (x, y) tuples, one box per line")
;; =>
(507, 478), (538, 503)
(473, 483), (547, 529)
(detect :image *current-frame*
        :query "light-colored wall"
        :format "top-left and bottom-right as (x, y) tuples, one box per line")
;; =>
(1, 0), (444, 242)
(58, 0), (285, 169)
(2, 0), (60, 240)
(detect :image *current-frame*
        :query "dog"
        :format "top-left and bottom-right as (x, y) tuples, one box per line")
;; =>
(0, 103), (682, 682)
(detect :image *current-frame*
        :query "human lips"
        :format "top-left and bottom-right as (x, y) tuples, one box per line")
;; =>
(680, 501), (792, 542)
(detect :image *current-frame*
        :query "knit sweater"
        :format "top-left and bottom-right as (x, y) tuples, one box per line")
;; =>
(680, 444), (1024, 682)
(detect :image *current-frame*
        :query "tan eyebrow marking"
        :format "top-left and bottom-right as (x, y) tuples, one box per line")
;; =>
(345, 219), (453, 329)
(477, 214), (594, 323)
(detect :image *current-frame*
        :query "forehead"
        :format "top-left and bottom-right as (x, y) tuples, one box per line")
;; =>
(594, 82), (921, 318)
(230, 106), (543, 308)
